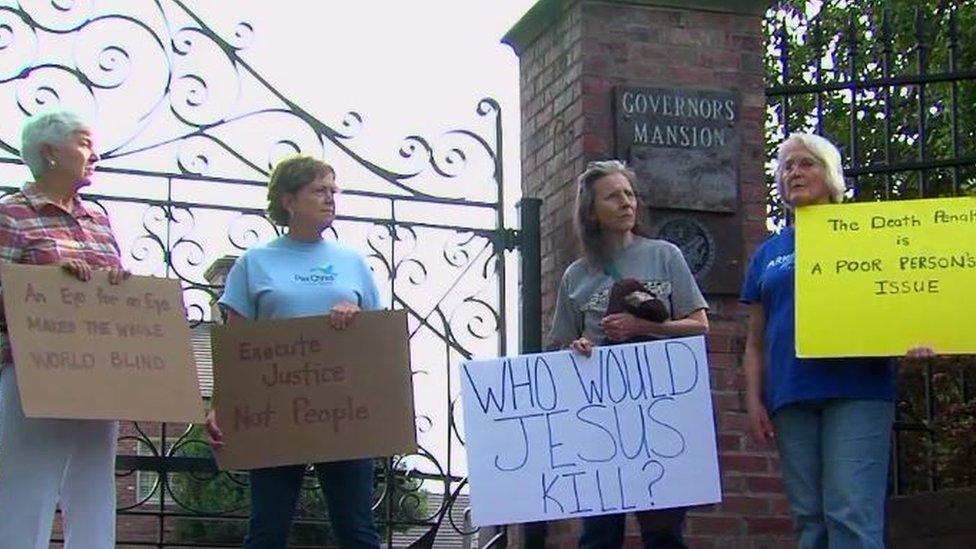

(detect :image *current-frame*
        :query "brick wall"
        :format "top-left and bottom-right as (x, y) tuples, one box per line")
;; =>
(517, 1), (586, 325)
(507, 0), (791, 546)
(114, 421), (194, 547)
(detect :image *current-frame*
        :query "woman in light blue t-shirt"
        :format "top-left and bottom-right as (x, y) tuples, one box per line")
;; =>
(205, 156), (382, 549)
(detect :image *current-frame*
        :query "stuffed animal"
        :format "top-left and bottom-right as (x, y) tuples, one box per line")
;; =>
(604, 278), (669, 344)
(606, 278), (669, 322)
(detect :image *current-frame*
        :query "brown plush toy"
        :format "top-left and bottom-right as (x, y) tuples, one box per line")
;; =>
(606, 278), (669, 323)
(603, 278), (669, 345)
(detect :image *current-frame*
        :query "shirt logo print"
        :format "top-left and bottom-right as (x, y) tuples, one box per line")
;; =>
(765, 253), (794, 272)
(294, 264), (337, 284)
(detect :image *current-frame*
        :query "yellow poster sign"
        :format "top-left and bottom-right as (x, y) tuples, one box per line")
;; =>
(796, 196), (976, 357)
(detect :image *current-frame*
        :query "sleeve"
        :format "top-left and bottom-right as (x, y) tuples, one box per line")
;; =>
(0, 209), (23, 265)
(357, 256), (384, 311)
(217, 254), (256, 319)
(547, 269), (581, 350)
(740, 244), (766, 304)
(93, 209), (123, 265)
(666, 244), (709, 319)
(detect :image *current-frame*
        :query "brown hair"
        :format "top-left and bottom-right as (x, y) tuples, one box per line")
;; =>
(266, 155), (335, 226)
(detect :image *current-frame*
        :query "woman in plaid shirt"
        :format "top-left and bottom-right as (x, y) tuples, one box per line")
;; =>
(0, 110), (129, 548)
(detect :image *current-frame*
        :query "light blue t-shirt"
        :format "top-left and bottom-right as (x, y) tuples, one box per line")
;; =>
(218, 235), (383, 320)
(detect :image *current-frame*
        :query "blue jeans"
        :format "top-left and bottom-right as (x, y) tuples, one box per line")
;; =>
(772, 399), (894, 549)
(579, 508), (687, 549)
(244, 458), (380, 549)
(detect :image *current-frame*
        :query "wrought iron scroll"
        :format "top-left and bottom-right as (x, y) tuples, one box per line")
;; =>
(765, 1), (976, 496)
(0, 1), (515, 546)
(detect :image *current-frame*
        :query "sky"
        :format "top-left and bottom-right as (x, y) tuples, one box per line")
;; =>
(213, 0), (541, 475)
(188, 0), (537, 205)
(2, 0), (539, 212)
(179, 0), (541, 480)
(0, 0), (541, 483)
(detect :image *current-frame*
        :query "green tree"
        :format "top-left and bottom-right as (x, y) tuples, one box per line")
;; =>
(764, 0), (976, 226)
(895, 358), (976, 492)
(763, 0), (976, 493)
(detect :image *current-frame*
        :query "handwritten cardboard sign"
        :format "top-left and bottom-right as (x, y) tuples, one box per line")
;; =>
(460, 336), (721, 526)
(796, 196), (976, 357)
(1, 263), (205, 422)
(210, 310), (416, 470)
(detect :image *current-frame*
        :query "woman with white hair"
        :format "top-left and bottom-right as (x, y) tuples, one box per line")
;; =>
(0, 110), (128, 548)
(741, 133), (932, 548)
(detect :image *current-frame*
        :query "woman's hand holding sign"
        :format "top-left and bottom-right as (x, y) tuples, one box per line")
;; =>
(60, 259), (92, 281)
(204, 410), (224, 450)
(329, 301), (360, 330)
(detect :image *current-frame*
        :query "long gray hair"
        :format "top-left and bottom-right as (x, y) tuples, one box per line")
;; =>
(573, 160), (646, 265)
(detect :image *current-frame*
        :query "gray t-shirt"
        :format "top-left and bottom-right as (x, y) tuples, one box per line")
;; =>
(548, 236), (708, 348)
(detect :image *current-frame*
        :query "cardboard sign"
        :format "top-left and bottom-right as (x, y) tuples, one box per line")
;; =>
(210, 310), (416, 470)
(460, 336), (721, 526)
(796, 196), (976, 357)
(1, 263), (205, 422)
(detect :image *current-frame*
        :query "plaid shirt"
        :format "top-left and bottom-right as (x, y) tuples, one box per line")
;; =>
(0, 182), (122, 364)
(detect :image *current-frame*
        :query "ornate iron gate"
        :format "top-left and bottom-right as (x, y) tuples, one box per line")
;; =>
(0, 1), (538, 546)
(764, 1), (975, 495)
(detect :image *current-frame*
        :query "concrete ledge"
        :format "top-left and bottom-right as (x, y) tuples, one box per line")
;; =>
(888, 488), (976, 549)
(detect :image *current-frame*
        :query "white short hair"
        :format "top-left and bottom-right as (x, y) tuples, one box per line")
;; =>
(775, 133), (846, 207)
(19, 110), (90, 178)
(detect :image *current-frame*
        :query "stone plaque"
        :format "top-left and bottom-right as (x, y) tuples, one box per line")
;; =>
(648, 211), (743, 295)
(614, 87), (740, 213)
(656, 216), (716, 278)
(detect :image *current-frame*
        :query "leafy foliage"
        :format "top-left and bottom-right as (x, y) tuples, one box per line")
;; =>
(167, 425), (429, 545)
(764, 1), (976, 493)
(764, 0), (976, 227)
(896, 358), (976, 492)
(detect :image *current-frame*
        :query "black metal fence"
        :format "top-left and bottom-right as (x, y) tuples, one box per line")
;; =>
(0, 0), (538, 546)
(764, 1), (976, 495)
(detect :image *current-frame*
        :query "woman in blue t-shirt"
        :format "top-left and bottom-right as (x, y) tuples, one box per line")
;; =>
(742, 134), (933, 549)
(205, 155), (382, 549)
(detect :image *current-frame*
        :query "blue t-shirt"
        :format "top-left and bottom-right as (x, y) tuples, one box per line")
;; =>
(740, 226), (895, 414)
(219, 236), (383, 320)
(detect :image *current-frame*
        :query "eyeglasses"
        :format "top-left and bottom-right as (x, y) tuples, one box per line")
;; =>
(780, 156), (821, 173)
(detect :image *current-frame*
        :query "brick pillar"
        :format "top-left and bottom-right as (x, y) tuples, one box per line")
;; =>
(504, 1), (792, 546)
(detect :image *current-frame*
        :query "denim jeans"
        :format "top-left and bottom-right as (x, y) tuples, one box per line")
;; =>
(244, 458), (380, 549)
(579, 508), (687, 549)
(772, 399), (894, 549)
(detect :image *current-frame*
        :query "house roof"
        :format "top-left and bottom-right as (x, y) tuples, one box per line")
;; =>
(190, 322), (215, 398)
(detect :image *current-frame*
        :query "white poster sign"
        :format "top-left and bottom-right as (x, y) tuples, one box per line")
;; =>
(460, 336), (721, 526)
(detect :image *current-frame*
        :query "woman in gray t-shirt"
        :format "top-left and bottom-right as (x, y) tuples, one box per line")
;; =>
(548, 159), (709, 549)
